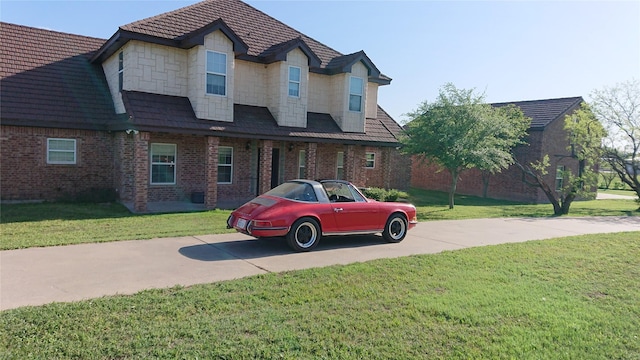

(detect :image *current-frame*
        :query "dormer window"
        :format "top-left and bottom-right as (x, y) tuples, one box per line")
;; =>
(349, 76), (363, 112)
(206, 51), (227, 96)
(288, 66), (301, 97)
(118, 52), (123, 92)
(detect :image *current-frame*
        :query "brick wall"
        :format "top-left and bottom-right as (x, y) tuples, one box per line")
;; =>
(410, 118), (582, 203)
(1, 125), (115, 201)
(2, 126), (408, 207)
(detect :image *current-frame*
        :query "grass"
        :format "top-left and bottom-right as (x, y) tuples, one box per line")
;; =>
(1, 232), (638, 359)
(409, 188), (639, 221)
(0, 202), (234, 250)
(1, 189), (638, 250)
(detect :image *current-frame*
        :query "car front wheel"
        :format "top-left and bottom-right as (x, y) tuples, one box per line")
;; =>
(286, 217), (321, 252)
(382, 214), (407, 243)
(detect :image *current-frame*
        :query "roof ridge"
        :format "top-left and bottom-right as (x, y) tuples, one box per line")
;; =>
(237, 0), (344, 56)
(0, 21), (106, 41)
(490, 96), (583, 106)
(119, 0), (209, 32)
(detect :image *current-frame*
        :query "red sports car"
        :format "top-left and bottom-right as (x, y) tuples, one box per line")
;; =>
(227, 179), (418, 252)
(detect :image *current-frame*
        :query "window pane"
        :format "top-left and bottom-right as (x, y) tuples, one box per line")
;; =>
(207, 52), (226, 74)
(49, 152), (75, 162)
(207, 74), (226, 95)
(289, 67), (300, 82)
(288, 82), (300, 97)
(218, 166), (232, 183)
(365, 153), (375, 168)
(49, 139), (75, 151)
(219, 147), (232, 165)
(349, 94), (362, 112)
(152, 164), (175, 183)
(218, 147), (233, 183)
(350, 77), (363, 95)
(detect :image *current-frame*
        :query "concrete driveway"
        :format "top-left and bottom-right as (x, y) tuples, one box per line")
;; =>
(2, 216), (639, 311)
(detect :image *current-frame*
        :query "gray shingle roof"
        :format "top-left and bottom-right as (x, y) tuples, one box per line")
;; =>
(492, 97), (583, 129)
(0, 22), (118, 129)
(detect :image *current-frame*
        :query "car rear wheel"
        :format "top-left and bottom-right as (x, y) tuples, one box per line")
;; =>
(287, 217), (321, 252)
(383, 213), (407, 243)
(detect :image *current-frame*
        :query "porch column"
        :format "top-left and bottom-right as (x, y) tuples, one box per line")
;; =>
(133, 131), (150, 213)
(382, 147), (392, 189)
(205, 136), (219, 209)
(304, 142), (317, 180)
(343, 144), (355, 183)
(259, 140), (273, 194)
(344, 145), (366, 186)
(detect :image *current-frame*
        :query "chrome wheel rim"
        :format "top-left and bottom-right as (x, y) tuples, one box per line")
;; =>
(295, 222), (317, 248)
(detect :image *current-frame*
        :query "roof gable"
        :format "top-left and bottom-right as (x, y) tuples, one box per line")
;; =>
(492, 96), (583, 129)
(260, 37), (322, 68)
(92, 18), (248, 63)
(93, 0), (389, 81)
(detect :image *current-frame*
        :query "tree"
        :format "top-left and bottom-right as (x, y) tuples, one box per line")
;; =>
(514, 103), (606, 215)
(590, 79), (640, 206)
(401, 83), (530, 209)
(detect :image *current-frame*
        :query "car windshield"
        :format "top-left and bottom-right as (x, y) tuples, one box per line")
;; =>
(322, 181), (366, 203)
(264, 182), (318, 202)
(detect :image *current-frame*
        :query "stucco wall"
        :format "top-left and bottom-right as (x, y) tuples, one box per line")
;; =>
(187, 31), (235, 122)
(331, 62), (367, 133)
(234, 60), (267, 106)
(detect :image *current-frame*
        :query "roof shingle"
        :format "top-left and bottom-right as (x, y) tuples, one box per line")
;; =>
(492, 96), (583, 129)
(0, 22), (117, 129)
(119, 90), (400, 145)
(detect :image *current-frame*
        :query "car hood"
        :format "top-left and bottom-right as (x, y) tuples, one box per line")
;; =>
(234, 195), (281, 218)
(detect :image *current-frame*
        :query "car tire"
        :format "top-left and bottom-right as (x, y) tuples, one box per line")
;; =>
(286, 217), (321, 252)
(382, 213), (407, 243)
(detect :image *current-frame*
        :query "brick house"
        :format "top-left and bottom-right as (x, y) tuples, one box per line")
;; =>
(1, 0), (409, 213)
(411, 97), (586, 203)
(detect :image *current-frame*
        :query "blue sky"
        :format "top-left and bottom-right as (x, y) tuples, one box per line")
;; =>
(2, 0), (638, 123)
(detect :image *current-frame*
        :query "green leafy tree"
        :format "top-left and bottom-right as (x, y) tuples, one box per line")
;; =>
(402, 83), (530, 209)
(514, 103), (606, 215)
(590, 79), (640, 206)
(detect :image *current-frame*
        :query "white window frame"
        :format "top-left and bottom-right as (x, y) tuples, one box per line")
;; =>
(298, 150), (306, 179)
(118, 51), (124, 92)
(206, 50), (227, 96)
(336, 151), (344, 180)
(349, 76), (363, 112)
(218, 146), (233, 184)
(47, 138), (77, 164)
(150, 143), (177, 185)
(365, 152), (375, 169)
(555, 165), (565, 191)
(288, 66), (301, 98)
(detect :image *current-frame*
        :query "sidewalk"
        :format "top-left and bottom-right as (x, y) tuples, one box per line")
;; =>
(2, 216), (639, 311)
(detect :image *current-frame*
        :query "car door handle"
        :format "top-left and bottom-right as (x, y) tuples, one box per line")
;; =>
(334, 208), (343, 212)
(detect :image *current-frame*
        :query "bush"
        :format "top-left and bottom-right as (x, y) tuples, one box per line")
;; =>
(362, 187), (409, 202)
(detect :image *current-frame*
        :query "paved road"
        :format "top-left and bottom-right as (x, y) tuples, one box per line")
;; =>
(2, 216), (639, 310)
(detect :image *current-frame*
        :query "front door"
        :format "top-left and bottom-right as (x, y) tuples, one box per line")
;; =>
(271, 148), (280, 189)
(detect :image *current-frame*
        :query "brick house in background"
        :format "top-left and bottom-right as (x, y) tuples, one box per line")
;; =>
(1, 0), (410, 213)
(411, 97), (586, 203)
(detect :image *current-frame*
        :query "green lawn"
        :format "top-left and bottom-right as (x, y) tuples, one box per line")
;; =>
(1, 189), (638, 250)
(2, 232), (638, 359)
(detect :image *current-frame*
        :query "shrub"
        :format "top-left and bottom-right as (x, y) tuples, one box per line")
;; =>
(362, 188), (409, 202)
